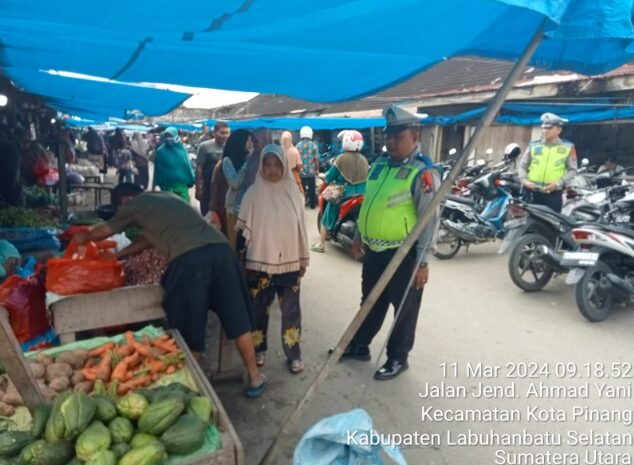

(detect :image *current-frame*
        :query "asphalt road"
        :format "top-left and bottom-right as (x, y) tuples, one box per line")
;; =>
(210, 207), (634, 465)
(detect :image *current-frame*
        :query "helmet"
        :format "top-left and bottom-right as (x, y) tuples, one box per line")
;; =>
(300, 126), (313, 139)
(504, 143), (521, 161)
(339, 130), (364, 152)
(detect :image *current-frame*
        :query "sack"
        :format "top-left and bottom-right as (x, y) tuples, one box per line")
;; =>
(0, 274), (53, 344)
(322, 184), (345, 204)
(46, 241), (124, 295)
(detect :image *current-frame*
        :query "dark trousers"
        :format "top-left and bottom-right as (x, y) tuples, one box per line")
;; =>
(525, 190), (563, 213)
(135, 165), (149, 190)
(118, 169), (133, 185)
(350, 247), (423, 362)
(301, 176), (317, 209)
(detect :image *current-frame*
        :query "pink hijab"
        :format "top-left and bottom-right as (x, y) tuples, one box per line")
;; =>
(237, 144), (309, 274)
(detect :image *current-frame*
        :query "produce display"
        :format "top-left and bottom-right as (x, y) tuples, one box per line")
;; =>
(0, 209), (57, 229)
(122, 248), (167, 287)
(0, 328), (222, 465)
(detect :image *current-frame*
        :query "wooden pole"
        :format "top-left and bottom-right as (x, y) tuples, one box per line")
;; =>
(57, 129), (69, 223)
(258, 21), (546, 465)
(0, 309), (43, 410)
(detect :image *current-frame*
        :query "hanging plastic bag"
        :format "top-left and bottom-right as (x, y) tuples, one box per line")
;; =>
(293, 409), (407, 465)
(0, 274), (54, 345)
(46, 241), (124, 295)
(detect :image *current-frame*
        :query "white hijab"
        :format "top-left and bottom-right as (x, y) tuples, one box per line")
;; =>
(237, 144), (309, 274)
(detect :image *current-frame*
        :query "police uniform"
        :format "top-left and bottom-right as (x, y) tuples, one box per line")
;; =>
(345, 105), (441, 380)
(518, 113), (578, 212)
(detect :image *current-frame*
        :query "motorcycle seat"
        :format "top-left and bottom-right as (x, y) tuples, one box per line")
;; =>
(446, 195), (476, 206)
(528, 204), (577, 226)
(599, 224), (634, 240)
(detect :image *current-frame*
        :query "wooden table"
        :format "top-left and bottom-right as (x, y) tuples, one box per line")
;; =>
(49, 285), (242, 381)
(68, 182), (115, 207)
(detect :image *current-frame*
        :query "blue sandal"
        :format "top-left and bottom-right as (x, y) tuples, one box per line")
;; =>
(245, 374), (268, 398)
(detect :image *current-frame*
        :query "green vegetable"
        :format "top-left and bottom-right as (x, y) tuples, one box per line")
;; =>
(93, 398), (116, 423)
(137, 385), (195, 406)
(129, 434), (159, 449)
(118, 444), (166, 465)
(18, 440), (46, 465)
(107, 418), (133, 445)
(0, 432), (36, 458)
(75, 422), (111, 462)
(187, 397), (212, 423)
(160, 414), (206, 455)
(31, 405), (52, 438)
(110, 444), (130, 460)
(0, 420), (14, 435)
(115, 394), (148, 421)
(0, 208), (57, 228)
(137, 399), (184, 436)
(45, 392), (71, 443)
(61, 393), (96, 440)
(64, 459), (83, 465)
(84, 450), (115, 465)
(33, 441), (74, 465)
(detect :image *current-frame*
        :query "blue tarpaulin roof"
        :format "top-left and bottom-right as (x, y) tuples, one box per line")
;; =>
(1, 0), (634, 120)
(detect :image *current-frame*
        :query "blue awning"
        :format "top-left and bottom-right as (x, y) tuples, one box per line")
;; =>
(1, 0), (633, 120)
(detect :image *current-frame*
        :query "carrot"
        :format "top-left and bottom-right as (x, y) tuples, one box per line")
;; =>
(84, 358), (97, 369)
(111, 361), (129, 382)
(116, 344), (134, 356)
(154, 335), (170, 342)
(177, 361), (185, 370)
(94, 352), (112, 381)
(133, 341), (157, 358)
(89, 342), (115, 357)
(82, 368), (97, 381)
(145, 358), (166, 373)
(125, 331), (136, 347)
(166, 365), (176, 374)
(123, 351), (142, 368)
(153, 339), (179, 354)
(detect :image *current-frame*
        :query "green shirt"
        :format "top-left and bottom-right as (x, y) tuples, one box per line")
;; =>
(106, 192), (226, 262)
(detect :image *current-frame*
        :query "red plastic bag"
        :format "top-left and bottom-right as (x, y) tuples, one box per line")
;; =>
(46, 257), (125, 295)
(0, 274), (52, 343)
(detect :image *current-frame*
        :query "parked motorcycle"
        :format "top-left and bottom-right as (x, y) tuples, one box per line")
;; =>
(561, 193), (634, 321)
(433, 145), (522, 259)
(316, 179), (364, 255)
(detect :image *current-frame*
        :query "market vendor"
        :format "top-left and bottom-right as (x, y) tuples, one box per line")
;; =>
(72, 183), (267, 398)
(0, 240), (21, 282)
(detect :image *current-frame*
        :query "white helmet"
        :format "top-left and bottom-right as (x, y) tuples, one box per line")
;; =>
(300, 126), (313, 139)
(504, 142), (521, 161)
(339, 130), (364, 152)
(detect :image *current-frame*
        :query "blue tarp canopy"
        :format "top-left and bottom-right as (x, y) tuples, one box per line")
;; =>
(1, 0), (634, 120)
(202, 117), (387, 131)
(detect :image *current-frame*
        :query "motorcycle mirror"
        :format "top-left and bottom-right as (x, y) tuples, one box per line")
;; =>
(449, 148), (457, 156)
(476, 159), (486, 166)
(381, 145), (387, 153)
(581, 158), (589, 167)
(485, 148), (494, 155)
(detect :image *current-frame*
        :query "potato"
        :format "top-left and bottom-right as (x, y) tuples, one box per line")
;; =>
(46, 363), (73, 382)
(73, 381), (94, 394)
(72, 349), (90, 365)
(49, 376), (70, 392)
(34, 353), (53, 366)
(55, 352), (85, 370)
(2, 383), (23, 406)
(0, 401), (14, 417)
(29, 362), (46, 379)
(39, 385), (57, 402)
(71, 372), (85, 386)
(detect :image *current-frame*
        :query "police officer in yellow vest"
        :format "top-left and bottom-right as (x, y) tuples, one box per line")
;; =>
(344, 104), (441, 380)
(518, 112), (578, 212)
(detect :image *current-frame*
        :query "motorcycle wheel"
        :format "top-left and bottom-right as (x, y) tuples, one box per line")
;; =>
(433, 225), (462, 260)
(575, 262), (614, 322)
(508, 233), (554, 292)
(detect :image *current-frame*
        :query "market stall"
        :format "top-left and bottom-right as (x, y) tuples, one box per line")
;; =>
(0, 309), (245, 465)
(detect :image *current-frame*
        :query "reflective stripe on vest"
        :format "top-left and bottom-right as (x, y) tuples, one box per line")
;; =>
(527, 143), (571, 187)
(358, 160), (419, 251)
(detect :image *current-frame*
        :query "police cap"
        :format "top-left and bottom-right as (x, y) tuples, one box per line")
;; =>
(540, 112), (568, 128)
(383, 104), (425, 133)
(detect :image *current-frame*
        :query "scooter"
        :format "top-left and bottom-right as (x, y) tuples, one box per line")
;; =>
(433, 146), (522, 259)
(316, 178), (364, 255)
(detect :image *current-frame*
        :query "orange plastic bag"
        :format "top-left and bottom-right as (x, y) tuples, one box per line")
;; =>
(46, 241), (124, 295)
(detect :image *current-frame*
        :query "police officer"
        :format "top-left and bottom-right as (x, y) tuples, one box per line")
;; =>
(345, 104), (441, 381)
(518, 112), (577, 212)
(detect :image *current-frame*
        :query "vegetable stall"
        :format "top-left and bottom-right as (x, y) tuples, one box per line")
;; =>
(0, 308), (245, 465)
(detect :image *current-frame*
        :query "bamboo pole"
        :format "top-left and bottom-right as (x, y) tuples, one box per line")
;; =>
(258, 20), (546, 465)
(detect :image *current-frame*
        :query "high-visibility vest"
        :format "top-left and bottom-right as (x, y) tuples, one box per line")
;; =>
(527, 141), (573, 187)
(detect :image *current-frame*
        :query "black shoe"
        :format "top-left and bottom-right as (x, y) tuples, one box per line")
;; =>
(374, 359), (408, 380)
(330, 345), (371, 361)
